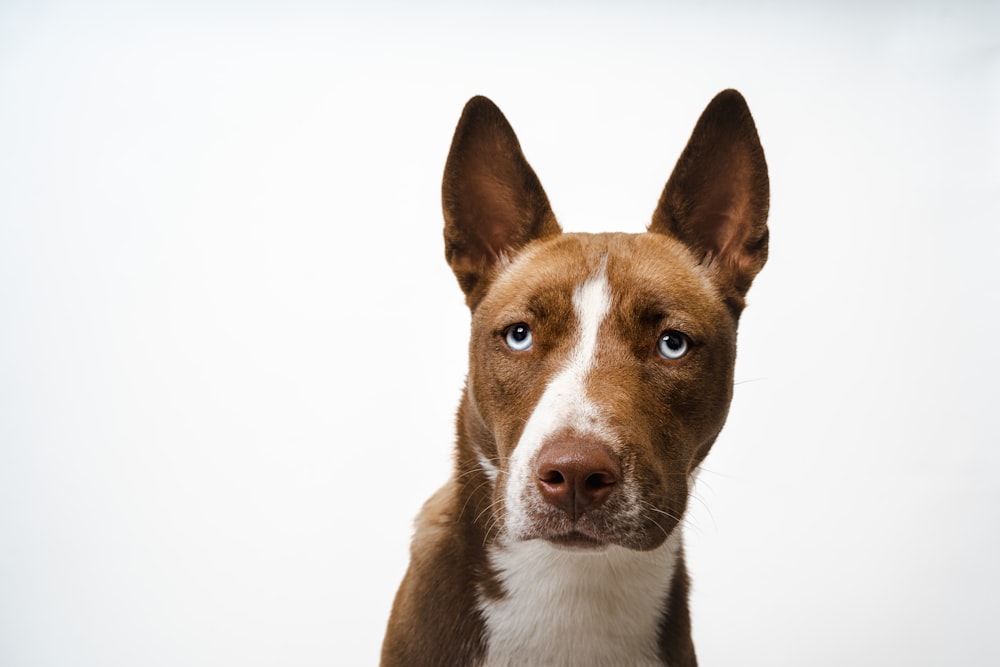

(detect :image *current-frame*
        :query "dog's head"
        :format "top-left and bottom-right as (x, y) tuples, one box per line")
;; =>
(444, 91), (768, 551)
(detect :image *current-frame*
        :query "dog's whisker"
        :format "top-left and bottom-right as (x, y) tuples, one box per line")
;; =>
(457, 479), (498, 522)
(474, 498), (506, 527)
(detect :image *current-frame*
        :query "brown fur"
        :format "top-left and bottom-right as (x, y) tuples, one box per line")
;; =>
(382, 90), (768, 666)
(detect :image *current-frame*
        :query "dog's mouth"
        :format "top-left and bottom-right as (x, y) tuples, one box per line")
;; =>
(504, 463), (682, 552)
(512, 501), (678, 552)
(546, 530), (608, 551)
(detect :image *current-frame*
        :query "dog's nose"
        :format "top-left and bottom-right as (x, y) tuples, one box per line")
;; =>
(534, 439), (620, 520)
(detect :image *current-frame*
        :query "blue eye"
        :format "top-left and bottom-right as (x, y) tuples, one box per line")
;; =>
(657, 330), (690, 360)
(504, 323), (533, 351)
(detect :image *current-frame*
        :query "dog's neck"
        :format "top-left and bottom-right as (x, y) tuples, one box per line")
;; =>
(479, 531), (684, 667)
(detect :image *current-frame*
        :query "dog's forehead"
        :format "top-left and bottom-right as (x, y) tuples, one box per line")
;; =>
(482, 232), (721, 317)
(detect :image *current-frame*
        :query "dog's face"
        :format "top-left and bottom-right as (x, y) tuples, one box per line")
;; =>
(444, 92), (768, 552)
(468, 233), (737, 550)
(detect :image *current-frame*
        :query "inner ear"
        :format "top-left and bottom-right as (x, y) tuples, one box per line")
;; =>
(649, 89), (769, 305)
(443, 96), (561, 307)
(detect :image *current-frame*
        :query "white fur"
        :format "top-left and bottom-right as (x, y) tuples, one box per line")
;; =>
(504, 264), (614, 538)
(477, 446), (499, 481)
(480, 530), (682, 667)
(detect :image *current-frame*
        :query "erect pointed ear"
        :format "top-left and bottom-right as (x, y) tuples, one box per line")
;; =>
(649, 89), (769, 313)
(442, 96), (561, 307)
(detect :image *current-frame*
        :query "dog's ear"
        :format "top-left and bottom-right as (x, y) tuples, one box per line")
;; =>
(443, 96), (561, 307)
(649, 89), (769, 313)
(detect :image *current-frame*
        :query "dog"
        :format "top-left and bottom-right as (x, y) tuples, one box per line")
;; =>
(381, 89), (769, 666)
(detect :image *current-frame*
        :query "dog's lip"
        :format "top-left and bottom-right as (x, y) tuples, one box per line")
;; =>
(546, 531), (608, 550)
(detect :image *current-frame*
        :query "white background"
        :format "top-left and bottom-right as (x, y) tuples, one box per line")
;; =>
(1, 1), (997, 665)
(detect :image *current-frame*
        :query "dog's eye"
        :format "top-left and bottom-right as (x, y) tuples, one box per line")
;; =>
(504, 323), (533, 351)
(657, 330), (690, 360)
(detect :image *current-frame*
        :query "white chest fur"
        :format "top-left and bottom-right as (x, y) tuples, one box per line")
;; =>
(479, 531), (682, 667)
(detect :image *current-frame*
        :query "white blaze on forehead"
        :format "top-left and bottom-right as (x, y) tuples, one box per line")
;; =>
(504, 261), (613, 537)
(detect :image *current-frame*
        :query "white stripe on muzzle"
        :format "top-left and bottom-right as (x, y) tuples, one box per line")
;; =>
(503, 262), (613, 539)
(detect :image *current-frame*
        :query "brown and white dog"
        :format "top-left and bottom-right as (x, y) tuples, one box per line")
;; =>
(382, 90), (769, 666)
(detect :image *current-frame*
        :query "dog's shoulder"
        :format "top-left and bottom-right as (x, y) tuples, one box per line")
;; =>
(411, 480), (458, 546)
(382, 480), (489, 666)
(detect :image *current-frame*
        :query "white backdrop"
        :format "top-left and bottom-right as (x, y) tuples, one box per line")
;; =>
(1, 1), (997, 665)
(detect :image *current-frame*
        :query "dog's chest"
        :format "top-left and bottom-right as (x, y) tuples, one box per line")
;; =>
(478, 535), (681, 667)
